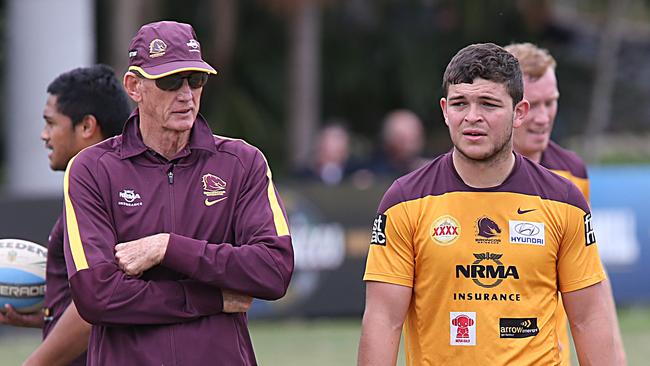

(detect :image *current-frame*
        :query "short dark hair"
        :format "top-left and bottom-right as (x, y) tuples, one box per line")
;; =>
(47, 64), (130, 139)
(442, 43), (523, 105)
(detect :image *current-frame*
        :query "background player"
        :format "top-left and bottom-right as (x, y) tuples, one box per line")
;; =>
(0, 65), (130, 366)
(358, 43), (624, 365)
(505, 42), (626, 364)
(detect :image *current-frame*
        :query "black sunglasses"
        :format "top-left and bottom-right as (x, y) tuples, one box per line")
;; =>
(133, 70), (209, 91)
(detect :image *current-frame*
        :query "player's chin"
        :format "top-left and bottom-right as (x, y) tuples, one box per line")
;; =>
(168, 115), (196, 131)
(49, 158), (64, 171)
(457, 146), (495, 161)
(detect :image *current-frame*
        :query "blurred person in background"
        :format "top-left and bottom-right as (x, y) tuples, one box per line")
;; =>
(506, 41), (626, 364)
(62, 21), (293, 366)
(365, 109), (429, 178)
(0, 64), (130, 366)
(295, 122), (353, 185)
(358, 43), (624, 366)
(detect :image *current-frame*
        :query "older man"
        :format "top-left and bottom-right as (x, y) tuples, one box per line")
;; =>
(63, 21), (293, 365)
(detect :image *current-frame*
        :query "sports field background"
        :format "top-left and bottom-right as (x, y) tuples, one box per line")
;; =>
(1, 306), (648, 365)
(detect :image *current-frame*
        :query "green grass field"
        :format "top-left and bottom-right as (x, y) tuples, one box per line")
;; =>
(1, 306), (648, 365)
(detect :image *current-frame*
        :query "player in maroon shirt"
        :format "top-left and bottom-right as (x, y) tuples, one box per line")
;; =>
(0, 65), (130, 366)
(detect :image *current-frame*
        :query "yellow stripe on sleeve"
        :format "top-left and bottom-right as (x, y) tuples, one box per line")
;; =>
(213, 134), (290, 236)
(63, 156), (89, 271)
(266, 169), (290, 236)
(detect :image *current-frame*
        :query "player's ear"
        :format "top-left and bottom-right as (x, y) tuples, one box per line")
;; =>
(440, 98), (450, 126)
(77, 114), (99, 139)
(513, 99), (529, 128)
(124, 72), (143, 103)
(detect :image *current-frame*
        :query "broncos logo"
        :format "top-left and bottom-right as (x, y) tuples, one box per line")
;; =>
(149, 39), (167, 57)
(202, 174), (226, 191)
(477, 216), (501, 238)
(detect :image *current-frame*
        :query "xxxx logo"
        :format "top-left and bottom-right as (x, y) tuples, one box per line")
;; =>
(430, 215), (461, 246)
(202, 173), (227, 206)
(433, 225), (459, 236)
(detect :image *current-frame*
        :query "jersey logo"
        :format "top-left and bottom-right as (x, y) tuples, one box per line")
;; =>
(430, 215), (461, 246)
(202, 174), (227, 207)
(517, 208), (536, 214)
(450, 312), (476, 346)
(370, 214), (387, 245)
(456, 253), (519, 288)
(475, 216), (502, 244)
(509, 220), (545, 246)
(584, 213), (596, 246)
(205, 197), (228, 206)
(118, 189), (143, 207)
(499, 318), (539, 338)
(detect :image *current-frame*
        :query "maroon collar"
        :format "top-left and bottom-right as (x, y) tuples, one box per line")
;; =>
(120, 108), (217, 160)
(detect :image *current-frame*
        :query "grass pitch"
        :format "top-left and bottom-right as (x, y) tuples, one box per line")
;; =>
(1, 306), (648, 365)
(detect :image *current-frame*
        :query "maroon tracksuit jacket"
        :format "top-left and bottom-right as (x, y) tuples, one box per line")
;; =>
(63, 110), (293, 365)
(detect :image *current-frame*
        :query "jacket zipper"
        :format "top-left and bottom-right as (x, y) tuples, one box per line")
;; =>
(166, 164), (177, 365)
(167, 165), (176, 233)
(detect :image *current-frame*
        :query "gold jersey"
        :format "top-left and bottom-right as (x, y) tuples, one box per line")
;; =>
(364, 152), (605, 365)
(540, 140), (592, 365)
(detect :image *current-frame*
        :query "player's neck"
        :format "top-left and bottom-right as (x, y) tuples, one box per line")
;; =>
(452, 148), (516, 188)
(524, 151), (542, 164)
(139, 118), (191, 160)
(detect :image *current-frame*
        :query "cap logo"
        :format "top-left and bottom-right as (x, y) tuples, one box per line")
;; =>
(187, 39), (200, 52)
(128, 50), (138, 58)
(149, 39), (167, 58)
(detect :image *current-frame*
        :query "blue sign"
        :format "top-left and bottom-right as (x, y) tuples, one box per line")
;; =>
(590, 165), (650, 305)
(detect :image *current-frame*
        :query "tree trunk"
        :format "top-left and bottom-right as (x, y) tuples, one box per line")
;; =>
(584, 0), (630, 162)
(288, 0), (321, 169)
(210, 0), (238, 74)
(108, 0), (162, 76)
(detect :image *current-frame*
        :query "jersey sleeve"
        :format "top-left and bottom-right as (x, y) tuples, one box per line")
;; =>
(363, 180), (415, 287)
(557, 184), (606, 293)
(580, 177), (591, 203)
(161, 149), (294, 300)
(63, 154), (223, 326)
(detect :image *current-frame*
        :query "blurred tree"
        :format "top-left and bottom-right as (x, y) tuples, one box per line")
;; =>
(585, 0), (631, 162)
(91, 0), (650, 179)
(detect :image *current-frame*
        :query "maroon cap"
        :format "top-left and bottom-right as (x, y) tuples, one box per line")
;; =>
(127, 21), (217, 79)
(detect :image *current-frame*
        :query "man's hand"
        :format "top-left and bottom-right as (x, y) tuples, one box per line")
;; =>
(222, 290), (253, 313)
(0, 304), (43, 328)
(115, 233), (170, 276)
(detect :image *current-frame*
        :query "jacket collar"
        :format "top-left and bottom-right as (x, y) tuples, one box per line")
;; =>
(120, 108), (217, 160)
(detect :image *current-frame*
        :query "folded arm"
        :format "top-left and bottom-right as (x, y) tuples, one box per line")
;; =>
(63, 155), (224, 326)
(114, 149), (294, 300)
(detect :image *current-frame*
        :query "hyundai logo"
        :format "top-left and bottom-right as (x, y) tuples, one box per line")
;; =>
(514, 223), (540, 236)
